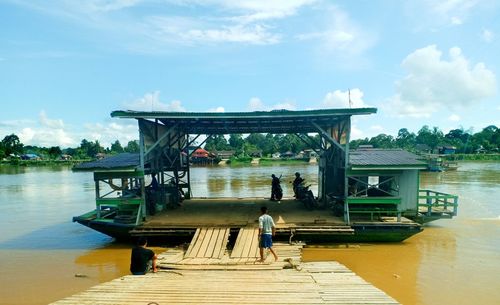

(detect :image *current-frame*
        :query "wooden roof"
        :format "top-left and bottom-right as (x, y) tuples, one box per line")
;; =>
(111, 108), (377, 134)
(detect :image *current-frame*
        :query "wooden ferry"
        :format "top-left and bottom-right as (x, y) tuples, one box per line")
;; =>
(73, 108), (458, 242)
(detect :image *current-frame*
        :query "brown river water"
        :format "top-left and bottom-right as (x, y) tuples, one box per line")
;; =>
(0, 161), (499, 305)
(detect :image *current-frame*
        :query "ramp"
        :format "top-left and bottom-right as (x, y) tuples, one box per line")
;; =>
(185, 227), (230, 259)
(230, 227), (260, 259)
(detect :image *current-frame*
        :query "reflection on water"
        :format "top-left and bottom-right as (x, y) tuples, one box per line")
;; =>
(0, 161), (499, 305)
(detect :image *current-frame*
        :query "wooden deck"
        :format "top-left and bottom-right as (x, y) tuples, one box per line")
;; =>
(51, 261), (399, 305)
(51, 228), (400, 304)
(143, 198), (345, 228)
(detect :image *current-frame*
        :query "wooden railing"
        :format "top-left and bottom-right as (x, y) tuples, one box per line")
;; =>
(346, 196), (402, 221)
(418, 189), (458, 216)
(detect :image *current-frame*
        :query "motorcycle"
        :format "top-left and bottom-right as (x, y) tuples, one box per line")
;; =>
(271, 175), (283, 201)
(295, 182), (318, 210)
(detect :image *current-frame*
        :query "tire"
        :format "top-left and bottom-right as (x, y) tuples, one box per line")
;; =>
(303, 196), (314, 210)
(276, 187), (283, 200)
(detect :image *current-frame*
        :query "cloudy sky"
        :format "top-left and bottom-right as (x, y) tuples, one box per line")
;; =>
(1, 0), (499, 147)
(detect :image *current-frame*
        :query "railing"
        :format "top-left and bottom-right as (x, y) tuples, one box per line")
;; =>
(346, 196), (402, 222)
(418, 189), (458, 217)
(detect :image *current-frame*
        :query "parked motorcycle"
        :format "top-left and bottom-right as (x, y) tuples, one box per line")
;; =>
(295, 182), (318, 210)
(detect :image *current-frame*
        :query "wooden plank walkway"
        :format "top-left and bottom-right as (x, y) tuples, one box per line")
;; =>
(184, 227), (230, 259)
(50, 230), (400, 304)
(230, 227), (260, 259)
(162, 242), (302, 269)
(51, 261), (399, 305)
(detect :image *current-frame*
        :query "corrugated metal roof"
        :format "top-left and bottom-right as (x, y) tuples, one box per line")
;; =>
(112, 108), (377, 119)
(72, 153), (140, 171)
(349, 149), (426, 168)
(111, 108), (377, 134)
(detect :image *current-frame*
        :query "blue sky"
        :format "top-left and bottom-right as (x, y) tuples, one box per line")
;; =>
(1, 0), (499, 148)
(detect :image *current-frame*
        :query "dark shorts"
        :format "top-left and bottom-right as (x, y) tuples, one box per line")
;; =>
(260, 234), (273, 248)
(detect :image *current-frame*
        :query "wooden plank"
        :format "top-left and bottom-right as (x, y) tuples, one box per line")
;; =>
(186, 228), (206, 258)
(212, 228), (229, 258)
(184, 228), (201, 258)
(241, 228), (254, 257)
(198, 228), (214, 258)
(203, 227), (218, 258)
(230, 228), (245, 258)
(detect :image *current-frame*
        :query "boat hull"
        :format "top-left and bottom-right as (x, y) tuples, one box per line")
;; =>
(73, 212), (422, 243)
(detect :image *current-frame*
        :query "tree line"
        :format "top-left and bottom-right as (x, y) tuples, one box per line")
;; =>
(0, 135), (139, 160)
(350, 125), (499, 153)
(1, 124), (498, 160)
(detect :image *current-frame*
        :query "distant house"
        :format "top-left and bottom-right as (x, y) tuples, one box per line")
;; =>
(303, 149), (318, 158)
(475, 146), (487, 154)
(213, 150), (235, 159)
(438, 146), (456, 155)
(60, 154), (72, 160)
(21, 153), (40, 160)
(271, 152), (281, 159)
(192, 148), (211, 158)
(415, 144), (432, 153)
(96, 153), (106, 160)
(358, 145), (374, 150)
(296, 151), (305, 158)
(248, 149), (262, 158)
(281, 151), (295, 158)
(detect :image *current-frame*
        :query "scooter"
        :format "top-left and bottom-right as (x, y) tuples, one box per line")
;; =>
(295, 182), (318, 210)
(271, 175), (283, 201)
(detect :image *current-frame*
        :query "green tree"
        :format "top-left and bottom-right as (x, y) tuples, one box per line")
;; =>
(110, 140), (124, 154)
(48, 146), (62, 159)
(78, 139), (104, 158)
(369, 134), (395, 148)
(396, 128), (416, 149)
(1, 134), (24, 157)
(124, 140), (140, 153)
(416, 126), (443, 151)
(228, 134), (244, 153)
(204, 135), (230, 151)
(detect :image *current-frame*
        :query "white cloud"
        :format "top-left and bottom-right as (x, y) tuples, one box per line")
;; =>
(207, 106), (225, 112)
(124, 91), (186, 112)
(427, 0), (478, 26)
(6, 112), (76, 147)
(246, 97), (296, 111)
(13, 0), (317, 48)
(385, 45), (496, 118)
(83, 121), (138, 147)
(322, 88), (368, 108)
(180, 24), (280, 45)
(350, 124), (364, 140)
(297, 6), (376, 57)
(370, 125), (384, 132)
(481, 29), (494, 43)
(39, 110), (64, 129)
(220, 0), (316, 23)
(448, 114), (461, 122)
(87, 0), (142, 12)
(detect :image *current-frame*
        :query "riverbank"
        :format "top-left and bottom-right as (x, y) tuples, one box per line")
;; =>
(228, 156), (311, 165)
(0, 159), (89, 166)
(443, 153), (500, 161)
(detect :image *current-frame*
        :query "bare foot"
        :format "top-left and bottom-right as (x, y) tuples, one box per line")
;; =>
(274, 256), (279, 262)
(256, 259), (265, 263)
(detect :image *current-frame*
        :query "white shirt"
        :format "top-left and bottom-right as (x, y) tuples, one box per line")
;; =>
(259, 214), (275, 235)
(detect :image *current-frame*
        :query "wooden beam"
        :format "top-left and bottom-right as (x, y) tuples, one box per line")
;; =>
(311, 122), (345, 152)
